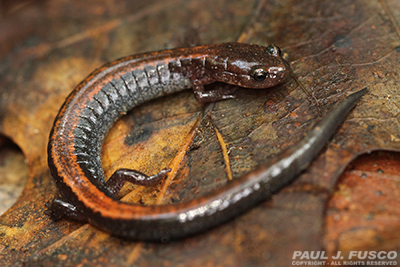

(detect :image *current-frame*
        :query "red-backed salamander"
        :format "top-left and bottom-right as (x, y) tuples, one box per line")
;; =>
(48, 42), (366, 241)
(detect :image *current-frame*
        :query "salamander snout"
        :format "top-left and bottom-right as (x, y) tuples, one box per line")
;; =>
(245, 61), (289, 89)
(249, 44), (289, 87)
(251, 65), (287, 82)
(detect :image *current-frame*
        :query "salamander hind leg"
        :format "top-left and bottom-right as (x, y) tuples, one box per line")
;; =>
(105, 168), (171, 198)
(192, 79), (237, 103)
(47, 195), (88, 222)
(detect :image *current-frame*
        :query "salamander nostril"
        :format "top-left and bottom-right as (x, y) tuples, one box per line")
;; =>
(267, 66), (286, 80)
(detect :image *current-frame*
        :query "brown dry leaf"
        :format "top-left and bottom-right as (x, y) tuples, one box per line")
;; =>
(324, 152), (400, 264)
(0, 0), (399, 266)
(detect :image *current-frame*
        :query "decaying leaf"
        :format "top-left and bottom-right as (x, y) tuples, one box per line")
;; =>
(0, 0), (399, 266)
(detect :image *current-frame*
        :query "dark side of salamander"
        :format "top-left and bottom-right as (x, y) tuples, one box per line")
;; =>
(48, 42), (366, 241)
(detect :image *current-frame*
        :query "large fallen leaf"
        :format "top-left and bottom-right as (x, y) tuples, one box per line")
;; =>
(0, 0), (399, 266)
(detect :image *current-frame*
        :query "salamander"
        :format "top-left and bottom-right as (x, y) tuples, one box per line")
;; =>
(47, 42), (366, 241)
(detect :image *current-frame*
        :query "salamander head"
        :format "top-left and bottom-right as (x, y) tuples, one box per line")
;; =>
(211, 43), (290, 89)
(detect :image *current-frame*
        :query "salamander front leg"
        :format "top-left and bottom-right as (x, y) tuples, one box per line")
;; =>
(105, 168), (171, 198)
(192, 79), (237, 103)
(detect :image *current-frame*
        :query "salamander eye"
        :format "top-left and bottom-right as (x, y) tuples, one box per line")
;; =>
(251, 67), (268, 82)
(266, 44), (282, 57)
